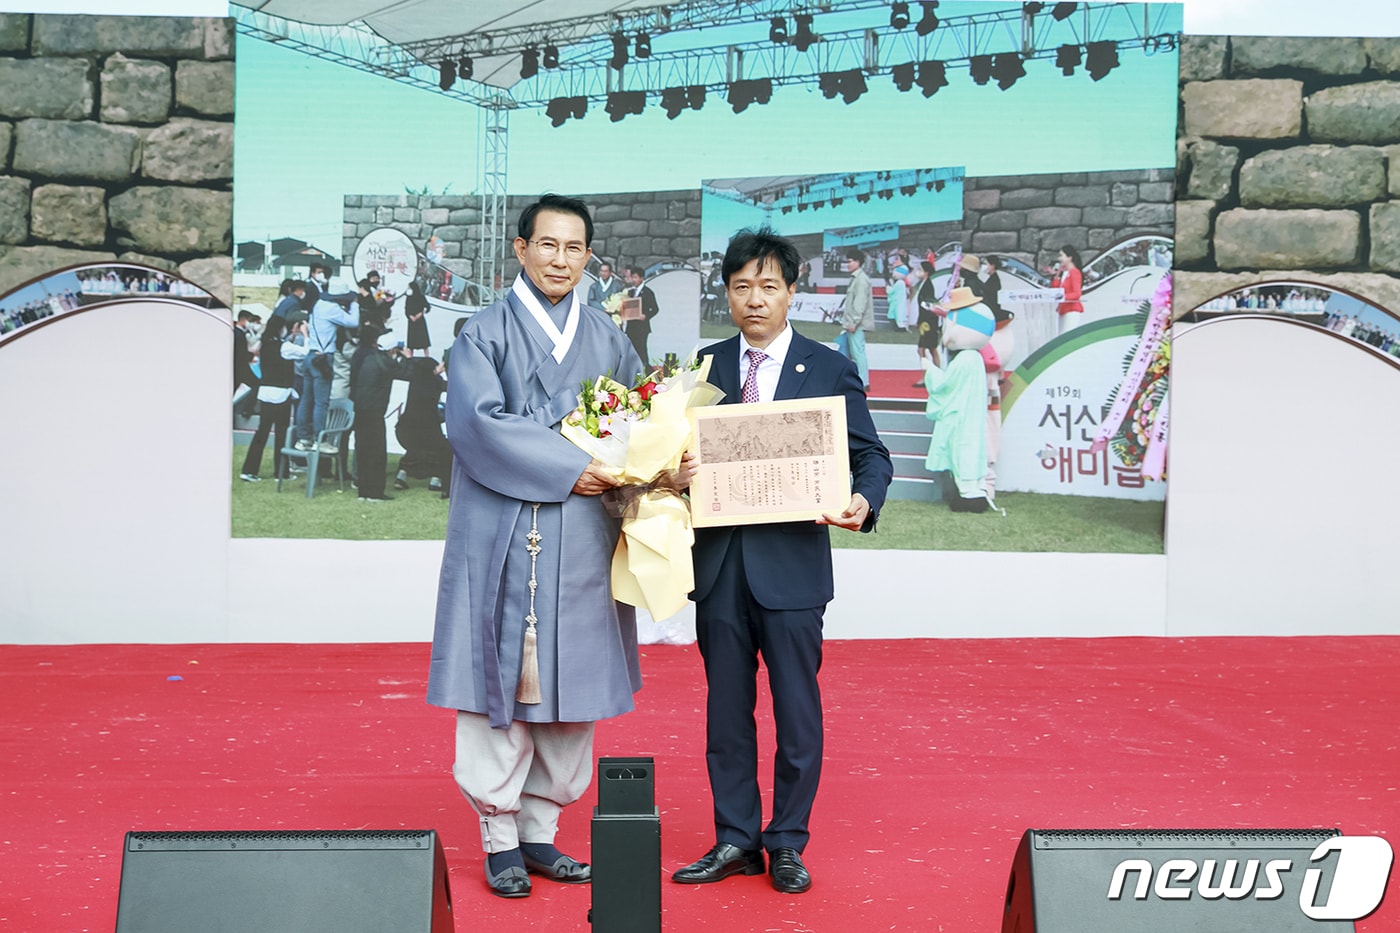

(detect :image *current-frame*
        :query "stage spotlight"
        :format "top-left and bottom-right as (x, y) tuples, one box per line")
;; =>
(635, 32), (651, 58)
(781, 205), (792, 214)
(900, 185), (916, 196)
(1022, 2), (1044, 12)
(892, 61), (915, 92)
(915, 60), (948, 96)
(609, 31), (628, 70)
(769, 16), (787, 44)
(727, 78), (772, 113)
(797, 201), (808, 212)
(934, 178), (945, 191)
(821, 69), (867, 104)
(687, 85), (705, 111)
(520, 47), (539, 79)
(1085, 40), (1119, 80)
(992, 52), (1025, 90)
(1055, 43), (1081, 75)
(813, 200), (824, 210)
(890, 1), (911, 29)
(545, 95), (586, 127)
(856, 192), (871, 203)
(660, 86), (687, 119)
(605, 90), (646, 122)
(969, 54), (992, 85)
(818, 71), (841, 99)
(878, 189), (893, 200)
(542, 44), (559, 69)
(1051, 2), (1077, 19)
(438, 60), (455, 90)
(458, 54), (473, 80)
(792, 13), (818, 52)
(915, 1), (940, 36)
(831, 196), (843, 206)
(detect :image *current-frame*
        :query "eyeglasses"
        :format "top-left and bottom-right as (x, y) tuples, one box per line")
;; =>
(528, 239), (589, 261)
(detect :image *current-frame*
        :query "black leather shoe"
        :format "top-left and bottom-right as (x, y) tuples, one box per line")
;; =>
(671, 843), (765, 884)
(768, 847), (811, 894)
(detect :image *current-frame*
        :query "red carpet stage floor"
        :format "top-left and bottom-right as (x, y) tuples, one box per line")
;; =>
(4, 638), (1398, 931)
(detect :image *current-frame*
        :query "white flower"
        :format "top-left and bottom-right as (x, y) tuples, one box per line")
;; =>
(593, 388), (613, 408)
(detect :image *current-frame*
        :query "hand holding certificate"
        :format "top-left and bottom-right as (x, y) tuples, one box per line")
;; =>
(687, 395), (852, 528)
(561, 355), (724, 620)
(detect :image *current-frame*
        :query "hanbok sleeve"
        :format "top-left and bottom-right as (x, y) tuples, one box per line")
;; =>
(444, 329), (592, 503)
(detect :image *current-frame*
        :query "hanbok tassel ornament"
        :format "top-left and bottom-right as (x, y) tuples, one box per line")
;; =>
(516, 503), (543, 704)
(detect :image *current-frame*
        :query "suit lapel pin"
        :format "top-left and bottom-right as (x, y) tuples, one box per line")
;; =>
(795, 363), (806, 373)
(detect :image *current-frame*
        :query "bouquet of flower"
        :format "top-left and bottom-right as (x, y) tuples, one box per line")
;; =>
(561, 354), (724, 619)
(602, 291), (627, 328)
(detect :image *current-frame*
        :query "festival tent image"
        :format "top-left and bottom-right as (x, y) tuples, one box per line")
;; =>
(2, 0), (1400, 930)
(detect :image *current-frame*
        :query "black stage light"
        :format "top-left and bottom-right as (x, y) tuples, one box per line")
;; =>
(610, 31), (629, 70)
(915, 60), (948, 96)
(1055, 43), (1081, 75)
(727, 78), (771, 113)
(830, 196), (843, 206)
(781, 205), (792, 214)
(542, 44), (559, 69)
(635, 32), (651, 58)
(792, 14), (818, 52)
(819, 71), (841, 99)
(769, 16), (787, 44)
(687, 85), (705, 111)
(1023, 2), (1044, 13)
(438, 60), (455, 90)
(1085, 40), (1119, 80)
(458, 54), (473, 80)
(992, 52), (1025, 90)
(900, 185), (917, 196)
(520, 46), (539, 79)
(892, 61), (915, 92)
(890, 1), (911, 29)
(605, 90), (646, 122)
(915, 1), (940, 36)
(660, 86), (687, 119)
(1051, 2), (1077, 20)
(546, 95), (586, 127)
(797, 201), (808, 212)
(934, 178), (945, 191)
(856, 192), (871, 203)
(839, 69), (866, 104)
(969, 54), (992, 85)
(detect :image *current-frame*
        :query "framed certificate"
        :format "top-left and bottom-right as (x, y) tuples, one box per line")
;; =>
(618, 296), (644, 321)
(688, 395), (849, 527)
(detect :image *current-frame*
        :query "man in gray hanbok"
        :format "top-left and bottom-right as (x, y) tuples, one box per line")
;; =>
(428, 195), (645, 898)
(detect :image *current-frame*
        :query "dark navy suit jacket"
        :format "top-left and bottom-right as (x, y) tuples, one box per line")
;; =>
(692, 329), (893, 610)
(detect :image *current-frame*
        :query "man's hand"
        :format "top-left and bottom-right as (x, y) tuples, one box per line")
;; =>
(667, 451), (699, 491)
(817, 493), (871, 531)
(573, 459), (621, 496)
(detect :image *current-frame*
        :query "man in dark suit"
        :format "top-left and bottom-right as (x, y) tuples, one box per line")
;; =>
(673, 227), (893, 895)
(623, 265), (660, 366)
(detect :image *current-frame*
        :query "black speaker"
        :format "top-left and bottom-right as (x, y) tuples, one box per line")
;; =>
(591, 757), (660, 933)
(114, 829), (452, 932)
(1002, 828), (1355, 933)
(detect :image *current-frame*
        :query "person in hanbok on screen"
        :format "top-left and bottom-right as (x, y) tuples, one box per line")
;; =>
(427, 194), (696, 900)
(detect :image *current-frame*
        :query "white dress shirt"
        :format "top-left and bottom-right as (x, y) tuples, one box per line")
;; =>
(736, 323), (793, 404)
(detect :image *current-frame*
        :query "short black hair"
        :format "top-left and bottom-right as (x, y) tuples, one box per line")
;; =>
(626, 265), (644, 279)
(720, 226), (800, 286)
(920, 260), (935, 276)
(517, 193), (594, 245)
(846, 247), (865, 265)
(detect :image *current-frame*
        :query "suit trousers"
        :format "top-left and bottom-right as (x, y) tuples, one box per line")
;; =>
(695, 532), (825, 853)
(452, 711), (594, 853)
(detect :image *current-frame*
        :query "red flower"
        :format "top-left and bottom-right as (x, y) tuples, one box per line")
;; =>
(606, 392), (620, 410)
(636, 381), (659, 401)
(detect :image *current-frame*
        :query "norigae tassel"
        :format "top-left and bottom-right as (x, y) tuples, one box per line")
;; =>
(516, 503), (543, 705)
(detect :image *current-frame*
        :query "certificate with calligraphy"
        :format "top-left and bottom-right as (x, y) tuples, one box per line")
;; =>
(689, 396), (849, 527)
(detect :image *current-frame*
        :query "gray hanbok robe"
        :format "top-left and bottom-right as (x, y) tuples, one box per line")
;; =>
(427, 288), (645, 729)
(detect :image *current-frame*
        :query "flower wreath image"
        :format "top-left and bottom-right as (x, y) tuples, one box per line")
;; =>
(1091, 272), (1171, 481)
(562, 354), (724, 619)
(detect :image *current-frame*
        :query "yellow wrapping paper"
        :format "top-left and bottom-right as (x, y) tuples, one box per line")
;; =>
(560, 356), (724, 620)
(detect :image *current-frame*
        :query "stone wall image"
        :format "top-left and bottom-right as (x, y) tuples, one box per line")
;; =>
(0, 13), (234, 305)
(963, 168), (1175, 271)
(342, 189), (702, 297)
(1176, 35), (1400, 314)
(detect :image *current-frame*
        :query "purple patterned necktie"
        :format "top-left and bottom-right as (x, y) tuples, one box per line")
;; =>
(741, 349), (767, 404)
